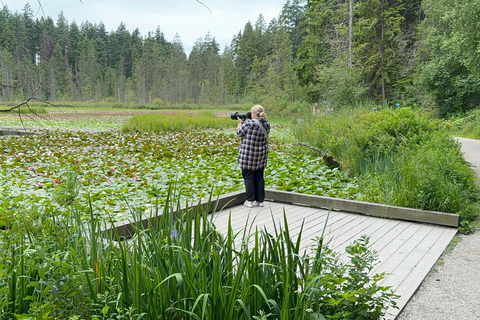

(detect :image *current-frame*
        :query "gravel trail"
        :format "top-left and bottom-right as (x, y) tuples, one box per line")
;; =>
(397, 137), (480, 320)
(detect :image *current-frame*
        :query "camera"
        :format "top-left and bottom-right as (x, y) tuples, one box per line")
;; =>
(230, 111), (252, 121)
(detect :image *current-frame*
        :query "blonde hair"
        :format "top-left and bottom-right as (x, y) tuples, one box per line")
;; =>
(251, 104), (267, 120)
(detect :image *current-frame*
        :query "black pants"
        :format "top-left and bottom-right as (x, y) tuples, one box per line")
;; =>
(242, 168), (265, 202)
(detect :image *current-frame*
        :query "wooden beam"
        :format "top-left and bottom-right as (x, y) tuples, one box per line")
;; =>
(265, 189), (459, 227)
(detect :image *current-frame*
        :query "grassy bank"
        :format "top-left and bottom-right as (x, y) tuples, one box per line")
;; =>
(294, 106), (480, 233)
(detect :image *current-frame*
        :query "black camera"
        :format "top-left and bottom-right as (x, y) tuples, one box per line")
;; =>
(230, 111), (252, 121)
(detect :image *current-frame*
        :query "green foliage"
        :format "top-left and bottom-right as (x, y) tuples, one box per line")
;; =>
(0, 4), (305, 109)
(294, 107), (480, 231)
(16, 106), (49, 114)
(296, 0), (417, 105)
(420, 0), (480, 117)
(52, 169), (80, 205)
(295, 106), (441, 171)
(360, 132), (479, 214)
(303, 236), (399, 319)
(0, 192), (398, 319)
(420, 55), (480, 117)
(2, 0), (480, 117)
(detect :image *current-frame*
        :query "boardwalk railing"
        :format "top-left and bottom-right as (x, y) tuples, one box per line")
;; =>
(103, 189), (458, 240)
(264, 189), (459, 227)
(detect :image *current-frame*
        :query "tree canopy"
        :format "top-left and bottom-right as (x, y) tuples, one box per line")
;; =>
(1, 0), (479, 117)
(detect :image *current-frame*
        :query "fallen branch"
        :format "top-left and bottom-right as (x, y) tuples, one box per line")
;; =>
(0, 87), (51, 113)
(298, 142), (340, 169)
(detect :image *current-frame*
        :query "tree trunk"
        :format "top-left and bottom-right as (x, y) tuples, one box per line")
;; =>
(298, 142), (340, 169)
(349, 0), (354, 67)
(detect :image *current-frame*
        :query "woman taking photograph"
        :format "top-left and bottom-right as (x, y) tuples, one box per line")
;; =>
(236, 105), (270, 208)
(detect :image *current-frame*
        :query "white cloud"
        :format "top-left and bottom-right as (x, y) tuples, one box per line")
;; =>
(3, 0), (285, 53)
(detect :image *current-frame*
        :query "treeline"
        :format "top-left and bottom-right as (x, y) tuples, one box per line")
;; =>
(1, 0), (479, 117)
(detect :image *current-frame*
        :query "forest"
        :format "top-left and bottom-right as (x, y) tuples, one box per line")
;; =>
(1, 0), (479, 117)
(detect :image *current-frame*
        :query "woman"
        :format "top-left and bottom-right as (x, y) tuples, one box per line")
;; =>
(236, 105), (270, 208)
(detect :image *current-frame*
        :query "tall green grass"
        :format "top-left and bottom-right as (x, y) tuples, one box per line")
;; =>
(294, 106), (480, 233)
(0, 189), (398, 319)
(122, 111), (232, 132)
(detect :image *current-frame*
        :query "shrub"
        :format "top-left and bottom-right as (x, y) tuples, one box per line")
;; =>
(360, 132), (479, 213)
(52, 169), (80, 205)
(16, 106), (48, 114)
(294, 106), (480, 231)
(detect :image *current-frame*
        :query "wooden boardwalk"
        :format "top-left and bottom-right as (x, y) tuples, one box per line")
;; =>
(108, 190), (458, 320)
(209, 199), (457, 320)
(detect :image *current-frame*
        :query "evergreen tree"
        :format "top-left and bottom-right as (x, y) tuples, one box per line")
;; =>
(68, 21), (81, 70)
(166, 34), (188, 103)
(355, 0), (406, 103)
(219, 45), (238, 103)
(280, 0), (306, 57)
(295, 0), (344, 103)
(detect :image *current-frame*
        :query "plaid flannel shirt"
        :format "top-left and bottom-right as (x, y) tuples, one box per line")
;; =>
(236, 119), (270, 170)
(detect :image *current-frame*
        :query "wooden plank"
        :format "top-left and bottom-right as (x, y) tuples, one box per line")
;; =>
(370, 223), (427, 275)
(377, 226), (439, 286)
(367, 220), (409, 252)
(381, 227), (457, 320)
(329, 216), (392, 252)
(250, 203), (456, 320)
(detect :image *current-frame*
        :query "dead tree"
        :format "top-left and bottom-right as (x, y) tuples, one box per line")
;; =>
(298, 142), (340, 169)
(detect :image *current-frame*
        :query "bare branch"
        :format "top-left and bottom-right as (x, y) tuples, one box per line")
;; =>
(0, 87), (52, 113)
(0, 82), (28, 89)
(196, 0), (212, 14)
(1, 43), (35, 69)
(35, 0), (47, 17)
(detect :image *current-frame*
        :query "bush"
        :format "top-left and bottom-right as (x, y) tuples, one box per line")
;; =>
(360, 132), (479, 212)
(16, 106), (48, 114)
(52, 169), (80, 205)
(294, 106), (480, 231)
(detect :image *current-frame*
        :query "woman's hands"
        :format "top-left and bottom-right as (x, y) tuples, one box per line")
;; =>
(237, 117), (244, 129)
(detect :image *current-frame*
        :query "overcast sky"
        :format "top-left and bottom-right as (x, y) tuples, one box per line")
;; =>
(2, 0), (287, 54)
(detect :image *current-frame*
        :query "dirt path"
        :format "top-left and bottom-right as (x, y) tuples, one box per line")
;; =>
(397, 137), (480, 320)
